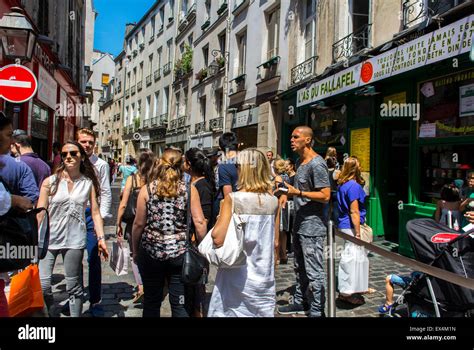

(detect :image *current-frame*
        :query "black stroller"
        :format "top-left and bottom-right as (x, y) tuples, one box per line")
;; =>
(388, 218), (474, 317)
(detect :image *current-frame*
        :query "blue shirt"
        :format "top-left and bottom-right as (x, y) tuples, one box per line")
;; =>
(0, 154), (39, 203)
(337, 180), (366, 230)
(119, 165), (137, 190)
(217, 158), (238, 200)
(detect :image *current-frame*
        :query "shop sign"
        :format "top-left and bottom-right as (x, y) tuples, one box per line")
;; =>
(298, 15), (474, 107)
(232, 107), (259, 129)
(35, 44), (56, 76)
(350, 128), (371, 196)
(459, 83), (474, 118)
(419, 123), (437, 138)
(37, 66), (58, 109)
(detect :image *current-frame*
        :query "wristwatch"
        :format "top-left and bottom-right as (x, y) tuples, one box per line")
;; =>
(97, 236), (105, 242)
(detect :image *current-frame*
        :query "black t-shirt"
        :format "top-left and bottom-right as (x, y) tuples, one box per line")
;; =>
(194, 178), (215, 232)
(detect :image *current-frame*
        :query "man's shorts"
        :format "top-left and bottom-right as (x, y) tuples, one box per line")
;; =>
(389, 272), (423, 288)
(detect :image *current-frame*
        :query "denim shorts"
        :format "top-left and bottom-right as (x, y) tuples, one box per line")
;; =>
(390, 272), (422, 288)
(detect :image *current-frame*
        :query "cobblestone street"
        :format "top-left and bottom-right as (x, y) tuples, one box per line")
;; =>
(47, 181), (414, 318)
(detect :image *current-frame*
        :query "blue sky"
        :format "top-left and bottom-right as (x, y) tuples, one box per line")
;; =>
(93, 0), (155, 57)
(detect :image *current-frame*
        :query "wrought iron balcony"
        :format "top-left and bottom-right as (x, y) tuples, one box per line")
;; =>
(332, 24), (372, 62)
(257, 56), (280, 82)
(402, 0), (462, 30)
(159, 113), (168, 126)
(151, 116), (158, 127)
(210, 117), (223, 131)
(154, 68), (161, 81)
(177, 116), (187, 128)
(131, 86), (136, 95)
(217, 1), (228, 16)
(137, 81), (143, 91)
(146, 75), (152, 86)
(143, 119), (150, 129)
(195, 121), (207, 134)
(186, 3), (197, 20)
(169, 119), (178, 130)
(229, 74), (246, 95)
(163, 63), (171, 76)
(291, 56), (318, 87)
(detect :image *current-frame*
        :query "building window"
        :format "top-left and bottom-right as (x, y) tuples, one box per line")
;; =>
(170, 0), (175, 18)
(38, 0), (49, 35)
(352, 0), (370, 33)
(151, 16), (156, 37)
(183, 89), (189, 116)
(157, 47), (163, 68)
(237, 31), (247, 76)
(188, 34), (193, 47)
(202, 45), (209, 67)
(154, 92), (159, 117)
(175, 91), (181, 117)
(141, 27), (146, 44)
(164, 86), (170, 114)
(200, 96), (207, 122)
(218, 31), (226, 54)
(304, 1), (317, 60)
(146, 96), (151, 120)
(215, 89), (223, 118)
(148, 54), (153, 76)
(159, 7), (165, 28)
(205, 0), (211, 19)
(266, 7), (280, 60)
(167, 39), (173, 63)
(140, 62), (144, 82)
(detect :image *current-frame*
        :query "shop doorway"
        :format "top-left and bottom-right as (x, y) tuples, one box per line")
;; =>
(377, 118), (410, 242)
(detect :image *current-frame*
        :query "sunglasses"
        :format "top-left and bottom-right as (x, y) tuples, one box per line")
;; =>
(61, 151), (79, 158)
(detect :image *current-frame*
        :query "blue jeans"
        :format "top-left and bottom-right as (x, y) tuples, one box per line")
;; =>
(85, 208), (102, 305)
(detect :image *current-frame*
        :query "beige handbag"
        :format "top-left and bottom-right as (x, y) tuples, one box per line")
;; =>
(360, 223), (373, 243)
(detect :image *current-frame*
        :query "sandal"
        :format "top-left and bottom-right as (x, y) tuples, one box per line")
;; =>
(337, 294), (365, 305)
(378, 303), (394, 314)
(364, 288), (377, 294)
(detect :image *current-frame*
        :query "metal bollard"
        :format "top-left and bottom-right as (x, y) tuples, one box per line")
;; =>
(327, 219), (336, 317)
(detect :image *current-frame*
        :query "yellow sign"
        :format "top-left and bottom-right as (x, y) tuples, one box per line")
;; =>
(102, 74), (110, 85)
(350, 128), (371, 172)
(384, 92), (407, 105)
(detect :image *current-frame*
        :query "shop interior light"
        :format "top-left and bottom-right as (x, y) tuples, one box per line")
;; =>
(355, 85), (380, 97)
(310, 101), (328, 110)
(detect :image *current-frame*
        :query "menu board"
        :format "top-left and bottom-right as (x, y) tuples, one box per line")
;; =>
(350, 128), (371, 172)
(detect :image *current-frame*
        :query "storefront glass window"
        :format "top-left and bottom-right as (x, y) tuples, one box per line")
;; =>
(309, 104), (347, 148)
(419, 70), (474, 138)
(419, 144), (473, 203)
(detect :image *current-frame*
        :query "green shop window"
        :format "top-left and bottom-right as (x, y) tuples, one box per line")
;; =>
(309, 103), (347, 149)
(417, 69), (474, 204)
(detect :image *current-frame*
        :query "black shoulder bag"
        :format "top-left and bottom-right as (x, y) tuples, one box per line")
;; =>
(0, 178), (50, 273)
(181, 182), (209, 285)
(122, 174), (140, 224)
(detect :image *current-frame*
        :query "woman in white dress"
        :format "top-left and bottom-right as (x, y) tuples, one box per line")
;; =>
(208, 148), (279, 317)
(37, 141), (109, 317)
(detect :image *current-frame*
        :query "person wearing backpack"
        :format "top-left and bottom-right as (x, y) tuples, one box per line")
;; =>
(116, 149), (155, 303)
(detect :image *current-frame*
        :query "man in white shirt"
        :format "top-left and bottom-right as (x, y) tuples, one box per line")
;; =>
(77, 128), (112, 317)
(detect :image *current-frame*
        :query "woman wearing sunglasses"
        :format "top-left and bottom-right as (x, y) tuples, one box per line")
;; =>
(37, 141), (109, 317)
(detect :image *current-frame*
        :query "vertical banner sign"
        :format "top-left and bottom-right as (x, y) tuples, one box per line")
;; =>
(350, 128), (371, 196)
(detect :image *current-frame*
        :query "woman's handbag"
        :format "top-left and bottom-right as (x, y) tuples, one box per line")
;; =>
(122, 175), (139, 224)
(360, 223), (373, 243)
(0, 207), (50, 273)
(198, 193), (246, 269)
(181, 183), (209, 285)
(7, 264), (45, 317)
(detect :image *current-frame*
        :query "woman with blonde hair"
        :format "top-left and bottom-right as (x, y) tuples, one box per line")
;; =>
(132, 148), (205, 317)
(273, 159), (291, 264)
(208, 148), (280, 317)
(336, 156), (370, 305)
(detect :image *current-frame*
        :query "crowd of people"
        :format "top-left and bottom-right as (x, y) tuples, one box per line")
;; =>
(1, 108), (474, 318)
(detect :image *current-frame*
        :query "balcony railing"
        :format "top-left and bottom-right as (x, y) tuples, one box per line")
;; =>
(146, 75), (152, 86)
(291, 56), (318, 86)
(137, 81), (143, 91)
(143, 119), (150, 129)
(163, 63), (172, 76)
(195, 121), (206, 134)
(209, 117), (223, 131)
(402, 0), (463, 30)
(154, 68), (162, 81)
(332, 24), (372, 62)
(257, 56), (280, 82)
(177, 116), (187, 128)
(159, 113), (168, 126)
(229, 74), (246, 94)
(125, 89), (130, 98)
(131, 86), (136, 95)
(169, 119), (178, 130)
(151, 116), (158, 127)
(187, 3), (197, 20)
(217, 1), (228, 16)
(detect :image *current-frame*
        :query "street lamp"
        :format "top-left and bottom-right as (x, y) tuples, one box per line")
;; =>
(0, 7), (37, 63)
(209, 49), (229, 76)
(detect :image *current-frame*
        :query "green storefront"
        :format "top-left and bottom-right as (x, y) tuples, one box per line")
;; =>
(280, 15), (474, 257)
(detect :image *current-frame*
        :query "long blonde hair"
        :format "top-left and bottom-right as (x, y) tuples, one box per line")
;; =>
(150, 149), (183, 198)
(237, 148), (272, 193)
(338, 156), (365, 186)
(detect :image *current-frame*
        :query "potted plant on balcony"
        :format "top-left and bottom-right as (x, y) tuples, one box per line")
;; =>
(195, 68), (208, 82)
(134, 117), (141, 130)
(217, 56), (226, 68)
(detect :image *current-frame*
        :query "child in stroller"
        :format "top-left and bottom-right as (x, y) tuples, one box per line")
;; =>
(379, 218), (474, 317)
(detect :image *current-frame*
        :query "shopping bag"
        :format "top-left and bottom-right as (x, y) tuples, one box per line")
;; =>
(109, 241), (130, 276)
(7, 265), (44, 317)
(338, 242), (369, 294)
(360, 223), (373, 243)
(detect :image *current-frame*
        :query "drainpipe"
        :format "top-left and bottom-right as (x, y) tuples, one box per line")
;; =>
(223, 0), (232, 133)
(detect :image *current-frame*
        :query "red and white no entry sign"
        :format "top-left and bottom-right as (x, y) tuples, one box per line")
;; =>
(0, 64), (38, 103)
